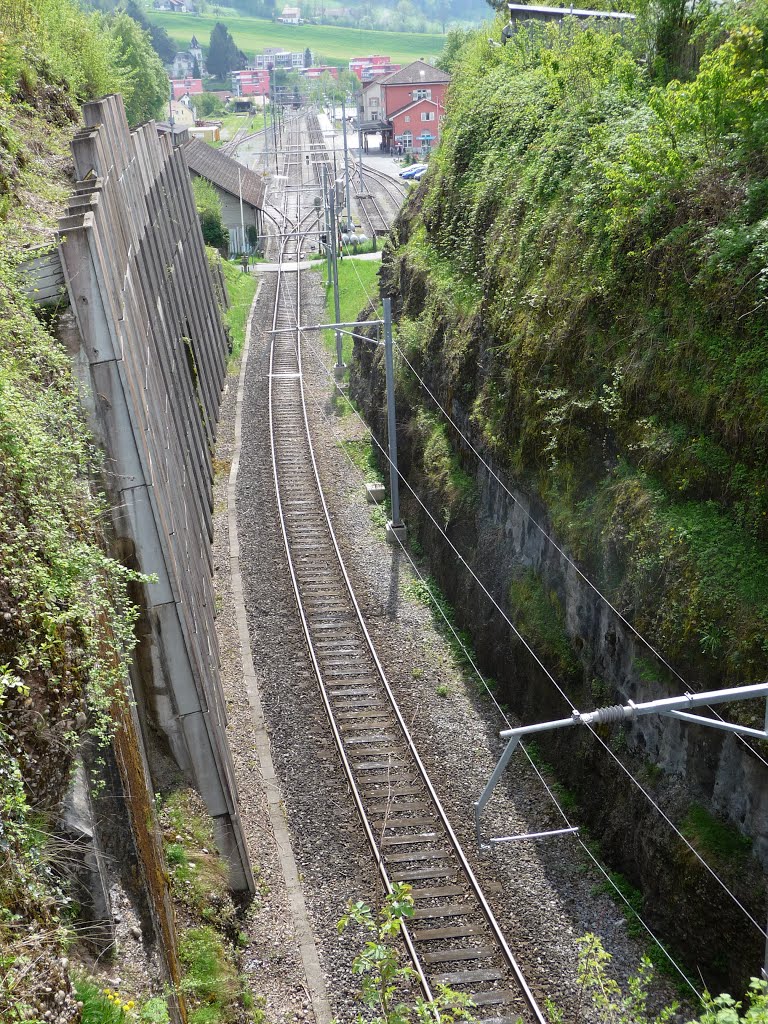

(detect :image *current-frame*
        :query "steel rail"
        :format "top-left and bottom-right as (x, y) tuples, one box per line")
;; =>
(268, 117), (437, 1010)
(265, 114), (546, 1024)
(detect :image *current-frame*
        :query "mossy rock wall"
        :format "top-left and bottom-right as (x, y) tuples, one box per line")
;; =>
(350, 251), (767, 995)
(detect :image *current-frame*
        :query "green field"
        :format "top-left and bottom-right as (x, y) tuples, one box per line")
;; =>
(149, 12), (445, 65)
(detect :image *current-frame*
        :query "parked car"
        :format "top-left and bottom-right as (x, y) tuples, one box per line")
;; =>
(399, 163), (427, 179)
(412, 166), (428, 180)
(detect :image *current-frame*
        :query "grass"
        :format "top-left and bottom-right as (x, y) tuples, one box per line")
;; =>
(507, 570), (580, 682)
(219, 257), (258, 363)
(681, 803), (752, 866)
(310, 237), (382, 260)
(404, 575), (480, 685)
(159, 789), (235, 933)
(414, 407), (477, 524)
(313, 256), (380, 366)
(179, 926), (243, 1024)
(341, 437), (382, 482)
(148, 12), (445, 65)
(75, 979), (133, 1024)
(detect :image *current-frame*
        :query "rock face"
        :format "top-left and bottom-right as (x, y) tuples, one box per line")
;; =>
(350, 244), (767, 993)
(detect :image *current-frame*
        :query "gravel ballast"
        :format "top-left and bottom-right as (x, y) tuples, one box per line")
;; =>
(212, 228), (690, 1023)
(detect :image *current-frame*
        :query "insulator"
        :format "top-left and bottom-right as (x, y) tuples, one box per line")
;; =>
(593, 704), (629, 725)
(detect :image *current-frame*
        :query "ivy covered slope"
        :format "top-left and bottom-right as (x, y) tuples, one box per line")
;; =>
(390, 4), (768, 692)
(0, 2), (167, 1020)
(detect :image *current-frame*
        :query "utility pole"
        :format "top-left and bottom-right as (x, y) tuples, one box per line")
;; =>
(322, 164), (331, 284)
(328, 186), (343, 375)
(341, 96), (352, 231)
(238, 165), (246, 258)
(263, 87), (269, 172)
(357, 104), (365, 194)
(383, 298), (404, 539)
(269, 68), (279, 173)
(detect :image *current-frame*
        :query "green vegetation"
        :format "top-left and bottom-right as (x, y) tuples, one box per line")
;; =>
(0, 7), (246, 1020)
(575, 933), (678, 1023)
(404, 575), (490, 696)
(218, 254), (258, 362)
(179, 926), (246, 1024)
(394, 6), (768, 690)
(0, 0), (166, 126)
(148, 11), (445, 65)
(413, 407), (477, 526)
(75, 980), (138, 1024)
(160, 789), (257, 1023)
(160, 789), (236, 934)
(342, 437), (383, 482)
(139, 997), (171, 1024)
(690, 978), (768, 1022)
(338, 884), (476, 1024)
(315, 256), (381, 366)
(681, 804), (753, 867)
(207, 21), (247, 79)
(0, 7), (161, 1017)
(193, 177), (229, 254)
(507, 571), (580, 681)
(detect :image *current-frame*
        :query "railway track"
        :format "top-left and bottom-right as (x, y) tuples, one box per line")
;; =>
(350, 162), (406, 238)
(265, 113), (546, 1024)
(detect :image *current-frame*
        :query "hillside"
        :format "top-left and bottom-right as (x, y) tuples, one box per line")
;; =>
(393, 12), (768, 691)
(0, 5), (255, 1023)
(148, 11), (446, 64)
(362, 1), (768, 991)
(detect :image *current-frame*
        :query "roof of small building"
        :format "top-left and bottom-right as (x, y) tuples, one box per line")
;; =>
(183, 138), (265, 209)
(377, 59), (450, 86)
(507, 2), (634, 16)
(388, 96), (440, 119)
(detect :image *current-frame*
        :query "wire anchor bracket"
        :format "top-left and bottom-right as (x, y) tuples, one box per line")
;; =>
(474, 682), (768, 850)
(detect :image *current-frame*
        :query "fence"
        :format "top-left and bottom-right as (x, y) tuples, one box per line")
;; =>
(58, 94), (254, 896)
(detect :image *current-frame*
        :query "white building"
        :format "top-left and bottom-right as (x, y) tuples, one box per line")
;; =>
(253, 48), (306, 69)
(278, 5), (301, 22)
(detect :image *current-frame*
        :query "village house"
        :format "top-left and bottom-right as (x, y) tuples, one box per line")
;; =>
(350, 55), (403, 88)
(277, 5), (302, 22)
(171, 36), (205, 79)
(253, 48), (306, 69)
(170, 77), (204, 100)
(358, 60), (450, 156)
(154, 0), (197, 12)
(232, 68), (270, 96)
(182, 138), (265, 255)
(300, 65), (339, 80)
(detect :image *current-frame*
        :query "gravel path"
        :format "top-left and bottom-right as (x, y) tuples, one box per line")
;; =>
(213, 205), (690, 1023)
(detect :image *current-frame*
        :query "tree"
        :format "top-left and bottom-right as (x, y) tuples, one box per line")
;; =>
(107, 12), (168, 125)
(304, 46), (312, 67)
(192, 55), (201, 78)
(435, 26), (473, 71)
(195, 91), (225, 117)
(207, 22), (247, 80)
(191, 176), (229, 255)
(123, 0), (176, 64)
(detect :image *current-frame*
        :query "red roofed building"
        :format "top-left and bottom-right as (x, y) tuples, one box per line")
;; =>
(389, 96), (443, 157)
(171, 77), (203, 100)
(349, 54), (392, 80)
(358, 60), (450, 156)
(231, 69), (270, 96)
(301, 65), (339, 79)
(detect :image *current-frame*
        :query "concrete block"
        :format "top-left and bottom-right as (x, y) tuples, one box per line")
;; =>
(365, 481), (385, 504)
(385, 520), (408, 547)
